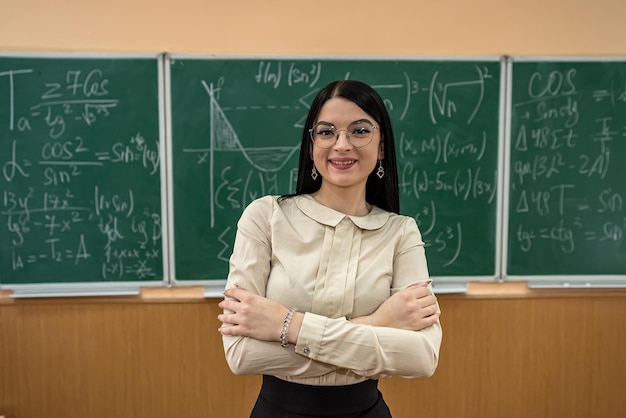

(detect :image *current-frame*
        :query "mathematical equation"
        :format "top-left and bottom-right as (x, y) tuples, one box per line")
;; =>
(510, 67), (626, 256)
(252, 60), (495, 126)
(170, 61), (501, 277)
(0, 62), (163, 283)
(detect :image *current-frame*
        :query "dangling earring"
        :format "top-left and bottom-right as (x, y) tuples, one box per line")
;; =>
(311, 166), (318, 180)
(376, 160), (385, 179)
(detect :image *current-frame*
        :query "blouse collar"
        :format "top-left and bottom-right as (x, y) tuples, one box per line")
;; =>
(295, 194), (391, 230)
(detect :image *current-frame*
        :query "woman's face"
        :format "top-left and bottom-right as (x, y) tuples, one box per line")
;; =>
(311, 97), (384, 193)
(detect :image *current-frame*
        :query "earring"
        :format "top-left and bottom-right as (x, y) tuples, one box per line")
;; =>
(376, 160), (385, 179)
(311, 166), (318, 180)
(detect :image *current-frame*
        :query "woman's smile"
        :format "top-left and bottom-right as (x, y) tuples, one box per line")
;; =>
(329, 158), (357, 169)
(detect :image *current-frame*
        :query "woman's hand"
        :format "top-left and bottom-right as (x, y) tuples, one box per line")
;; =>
(351, 281), (439, 331)
(218, 287), (301, 343)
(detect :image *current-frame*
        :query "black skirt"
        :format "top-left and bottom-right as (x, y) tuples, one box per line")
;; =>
(250, 375), (392, 418)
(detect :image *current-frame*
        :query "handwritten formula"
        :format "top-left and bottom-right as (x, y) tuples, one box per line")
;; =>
(508, 62), (626, 275)
(0, 56), (163, 285)
(170, 58), (502, 279)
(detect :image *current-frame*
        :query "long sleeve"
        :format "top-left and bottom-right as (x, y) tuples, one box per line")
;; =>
(295, 314), (441, 379)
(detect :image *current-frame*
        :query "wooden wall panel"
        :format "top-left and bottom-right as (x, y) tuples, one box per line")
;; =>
(0, 300), (259, 417)
(1, 293), (625, 418)
(380, 294), (626, 418)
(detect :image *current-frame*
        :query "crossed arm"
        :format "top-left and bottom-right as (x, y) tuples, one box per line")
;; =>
(218, 198), (442, 379)
(218, 281), (441, 379)
(218, 281), (439, 345)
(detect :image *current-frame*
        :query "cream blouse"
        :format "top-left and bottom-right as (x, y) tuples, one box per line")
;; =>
(222, 194), (442, 386)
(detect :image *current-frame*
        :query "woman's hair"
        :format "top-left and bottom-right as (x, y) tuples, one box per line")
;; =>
(281, 80), (400, 214)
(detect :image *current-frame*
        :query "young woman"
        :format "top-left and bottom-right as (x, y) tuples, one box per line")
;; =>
(218, 80), (442, 417)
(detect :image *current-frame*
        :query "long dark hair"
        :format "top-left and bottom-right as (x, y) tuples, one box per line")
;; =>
(280, 80), (400, 214)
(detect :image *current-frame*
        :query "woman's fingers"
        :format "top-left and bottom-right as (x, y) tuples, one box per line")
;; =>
(419, 294), (437, 308)
(218, 299), (238, 315)
(223, 286), (247, 301)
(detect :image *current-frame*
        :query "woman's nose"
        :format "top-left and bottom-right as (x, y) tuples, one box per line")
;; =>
(333, 130), (353, 149)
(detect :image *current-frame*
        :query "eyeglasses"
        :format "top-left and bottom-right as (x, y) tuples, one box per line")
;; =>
(309, 121), (379, 149)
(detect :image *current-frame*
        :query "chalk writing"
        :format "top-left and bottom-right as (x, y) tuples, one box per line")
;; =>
(508, 61), (626, 275)
(0, 56), (163, 285)
(170, 58), (501, 279)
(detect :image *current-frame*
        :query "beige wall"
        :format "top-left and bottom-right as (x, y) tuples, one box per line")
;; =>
(1, 0), (626, 55)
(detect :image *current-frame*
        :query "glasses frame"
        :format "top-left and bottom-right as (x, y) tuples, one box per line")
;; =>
(308, 121), (379, 149)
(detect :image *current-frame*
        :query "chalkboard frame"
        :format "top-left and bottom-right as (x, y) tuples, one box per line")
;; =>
(502, 56), (626, 288)
(0, 52), (169, 297)
(165, 53), (507, 296)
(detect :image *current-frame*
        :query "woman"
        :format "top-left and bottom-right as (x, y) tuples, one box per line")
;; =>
(218, 80), (442, 417)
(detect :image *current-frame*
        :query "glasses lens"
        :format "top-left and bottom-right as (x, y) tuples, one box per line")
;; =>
(310, 123), (336, 149)
(310, 121), (377, 148)
(348, 122), (375, 147)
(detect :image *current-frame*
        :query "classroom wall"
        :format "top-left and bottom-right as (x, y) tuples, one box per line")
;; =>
(2, 0), (626, 55)
(1, 292), (625, 418)
(1, 1), (626, 417)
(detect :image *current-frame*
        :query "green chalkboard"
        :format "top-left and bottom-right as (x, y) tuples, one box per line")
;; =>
(507, 59), (626, 278)
(0, 54), (165, 289)
(168, 56), (503, 283)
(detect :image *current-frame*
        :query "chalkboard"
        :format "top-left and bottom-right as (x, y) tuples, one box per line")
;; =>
(505, 58), (626, 282)
(0, 54), (165, 293)
(168, 55), (503, 289)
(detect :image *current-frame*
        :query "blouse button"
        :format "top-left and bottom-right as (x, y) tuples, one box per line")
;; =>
(303, 346), (310, 354)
